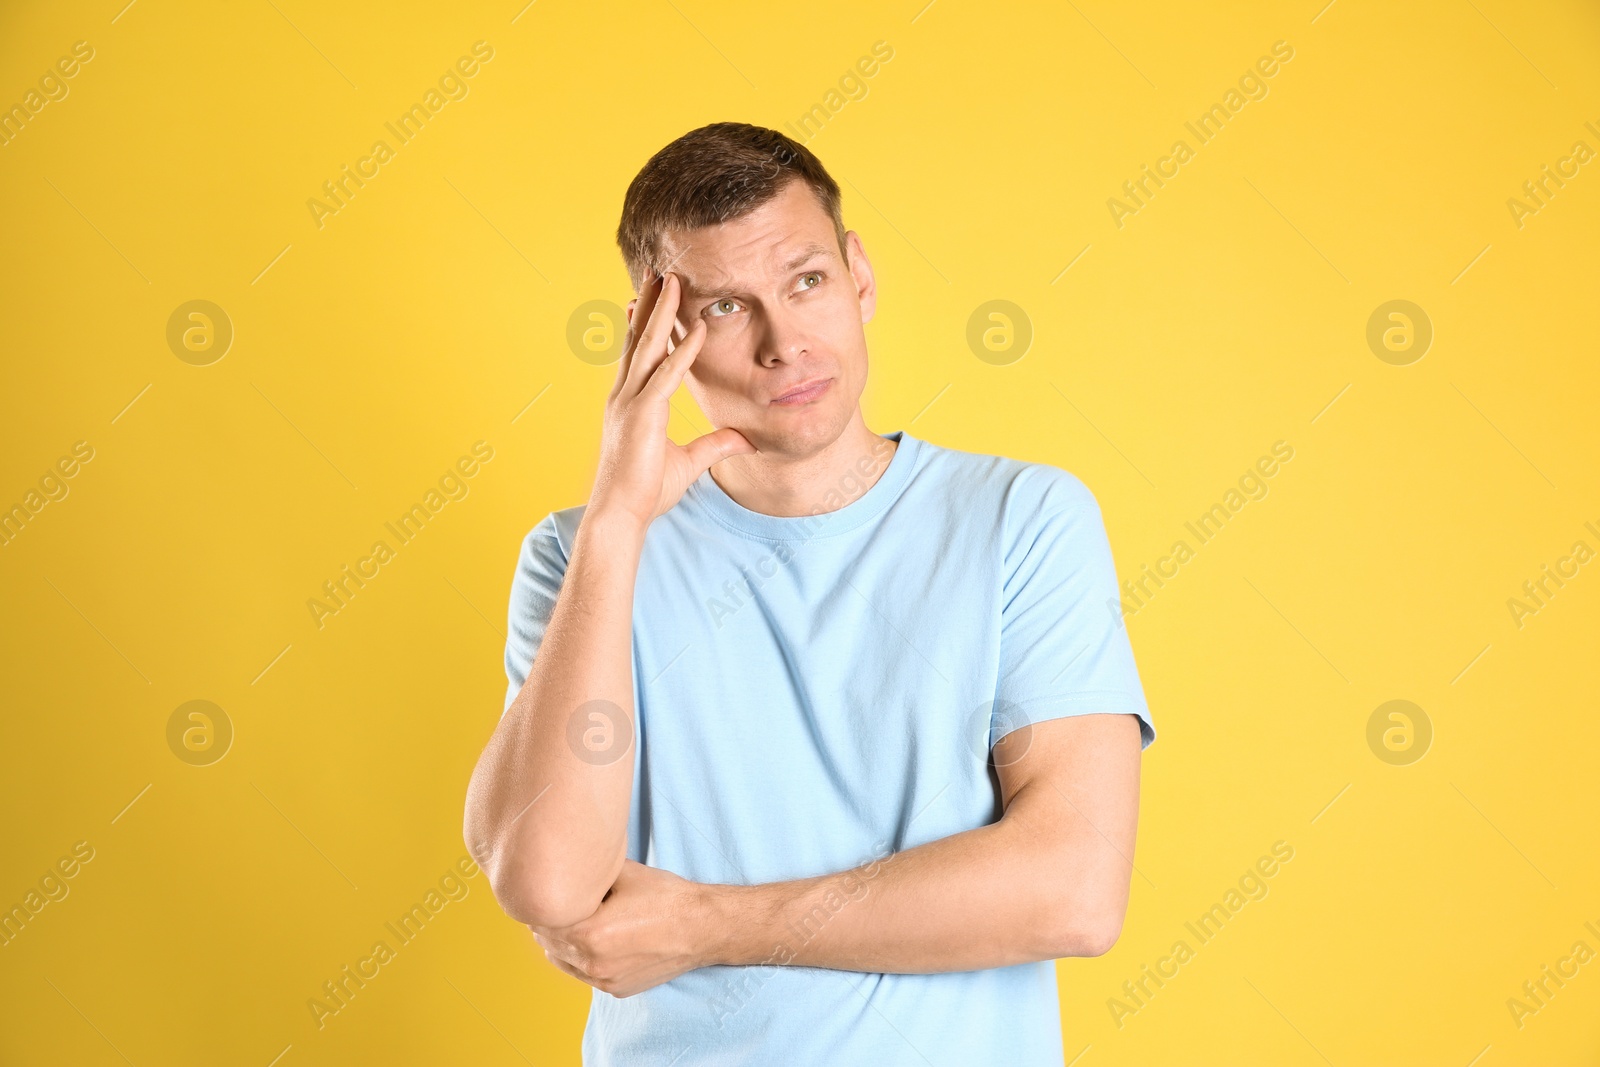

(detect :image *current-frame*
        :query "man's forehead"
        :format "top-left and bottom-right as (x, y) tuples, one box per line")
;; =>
(665, 237), (838, 297)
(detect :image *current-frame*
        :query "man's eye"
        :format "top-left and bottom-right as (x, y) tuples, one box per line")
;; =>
(706, 298), (742, 318)
(799, 272), (823, 290)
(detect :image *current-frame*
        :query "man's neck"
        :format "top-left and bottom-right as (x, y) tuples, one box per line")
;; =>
(707, 413), (898, 519)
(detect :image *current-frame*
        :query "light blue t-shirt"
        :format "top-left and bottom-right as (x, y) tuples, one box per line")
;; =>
(504, 429), (1154, 1066)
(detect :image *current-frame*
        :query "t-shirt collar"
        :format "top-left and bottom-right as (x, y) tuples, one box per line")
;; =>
(685, 430), (921, 542)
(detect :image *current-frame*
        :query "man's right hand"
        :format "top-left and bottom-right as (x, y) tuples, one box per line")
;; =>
(587, 269), (757, 534)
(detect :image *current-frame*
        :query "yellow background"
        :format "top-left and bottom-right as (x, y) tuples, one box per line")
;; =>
(2, 0), (1597, 1063)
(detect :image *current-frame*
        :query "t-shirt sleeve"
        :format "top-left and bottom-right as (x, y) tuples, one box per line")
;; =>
(993, 487), (1155, 750)
(503, 513), (571, 717)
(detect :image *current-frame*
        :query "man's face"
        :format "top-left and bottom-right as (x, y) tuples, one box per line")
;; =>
(630, 178), (877, 459)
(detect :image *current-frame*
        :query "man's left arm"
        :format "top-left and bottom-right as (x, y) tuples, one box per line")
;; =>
(531, 710), (1142, 997)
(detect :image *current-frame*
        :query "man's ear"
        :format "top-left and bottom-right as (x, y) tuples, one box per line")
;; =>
(846, 230), (877, 325)
(626, 298), (638, 325)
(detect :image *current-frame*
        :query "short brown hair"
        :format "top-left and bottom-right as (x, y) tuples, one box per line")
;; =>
(615, 121), (847, 293)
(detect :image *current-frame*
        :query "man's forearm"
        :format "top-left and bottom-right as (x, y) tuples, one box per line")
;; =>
(527, 715), (1140, 998)
(701, 801), (1128, 974)
(464, 510), (644, 928)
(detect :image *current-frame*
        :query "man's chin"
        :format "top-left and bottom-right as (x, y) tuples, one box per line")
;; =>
(732, 410), (847, 460)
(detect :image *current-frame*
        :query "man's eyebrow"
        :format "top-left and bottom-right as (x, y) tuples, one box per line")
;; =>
(781, 241), (835, 272)
(681, 242), (837, 300)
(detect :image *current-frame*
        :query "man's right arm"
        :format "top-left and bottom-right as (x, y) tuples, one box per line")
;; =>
(462, 268), (754, 930)
(464, 510), (646, 929)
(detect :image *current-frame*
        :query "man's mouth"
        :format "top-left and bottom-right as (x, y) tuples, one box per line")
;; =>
(770, 378), (832, 406)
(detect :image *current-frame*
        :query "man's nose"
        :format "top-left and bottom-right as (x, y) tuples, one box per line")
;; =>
(756, 302), (808, 366)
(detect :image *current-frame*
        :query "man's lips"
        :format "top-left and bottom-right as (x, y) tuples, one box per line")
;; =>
(770, 378), (832, 405)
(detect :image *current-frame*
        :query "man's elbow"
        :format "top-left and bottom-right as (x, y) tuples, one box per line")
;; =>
(1071, 911), (1125, 958)
(498, 883), (602, 930)
(1046, 900), (1126, 959)
(464, 835), (603, 928)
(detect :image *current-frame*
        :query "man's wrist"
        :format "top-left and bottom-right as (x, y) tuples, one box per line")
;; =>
(577, 506), (648, 553)
(694, 881), (784, 968)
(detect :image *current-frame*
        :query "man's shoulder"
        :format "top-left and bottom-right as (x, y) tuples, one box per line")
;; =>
(910, 436), (1100, 518)
(517, 504), (588, 564)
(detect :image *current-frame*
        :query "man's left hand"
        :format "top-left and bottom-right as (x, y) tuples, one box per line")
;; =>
(529, 859), (720, 998)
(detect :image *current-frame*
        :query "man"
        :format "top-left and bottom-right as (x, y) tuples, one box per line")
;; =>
(463, 121), (1155, 1065)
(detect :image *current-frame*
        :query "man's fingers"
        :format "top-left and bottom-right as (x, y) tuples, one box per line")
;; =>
(544, 949), (593, 985)
(530, 921), (580, 945)
(534, 928), (583, 967)
(664, 316), (688, 356)
(642, 314), (704, 402)
(683, 427), (757, 478)
(631, 268), (662, 338)
(624, 271), (685, 399)
(612, 268), (663, 397)
(626, 271), (681, 396)
(529, 923), (580, 961)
